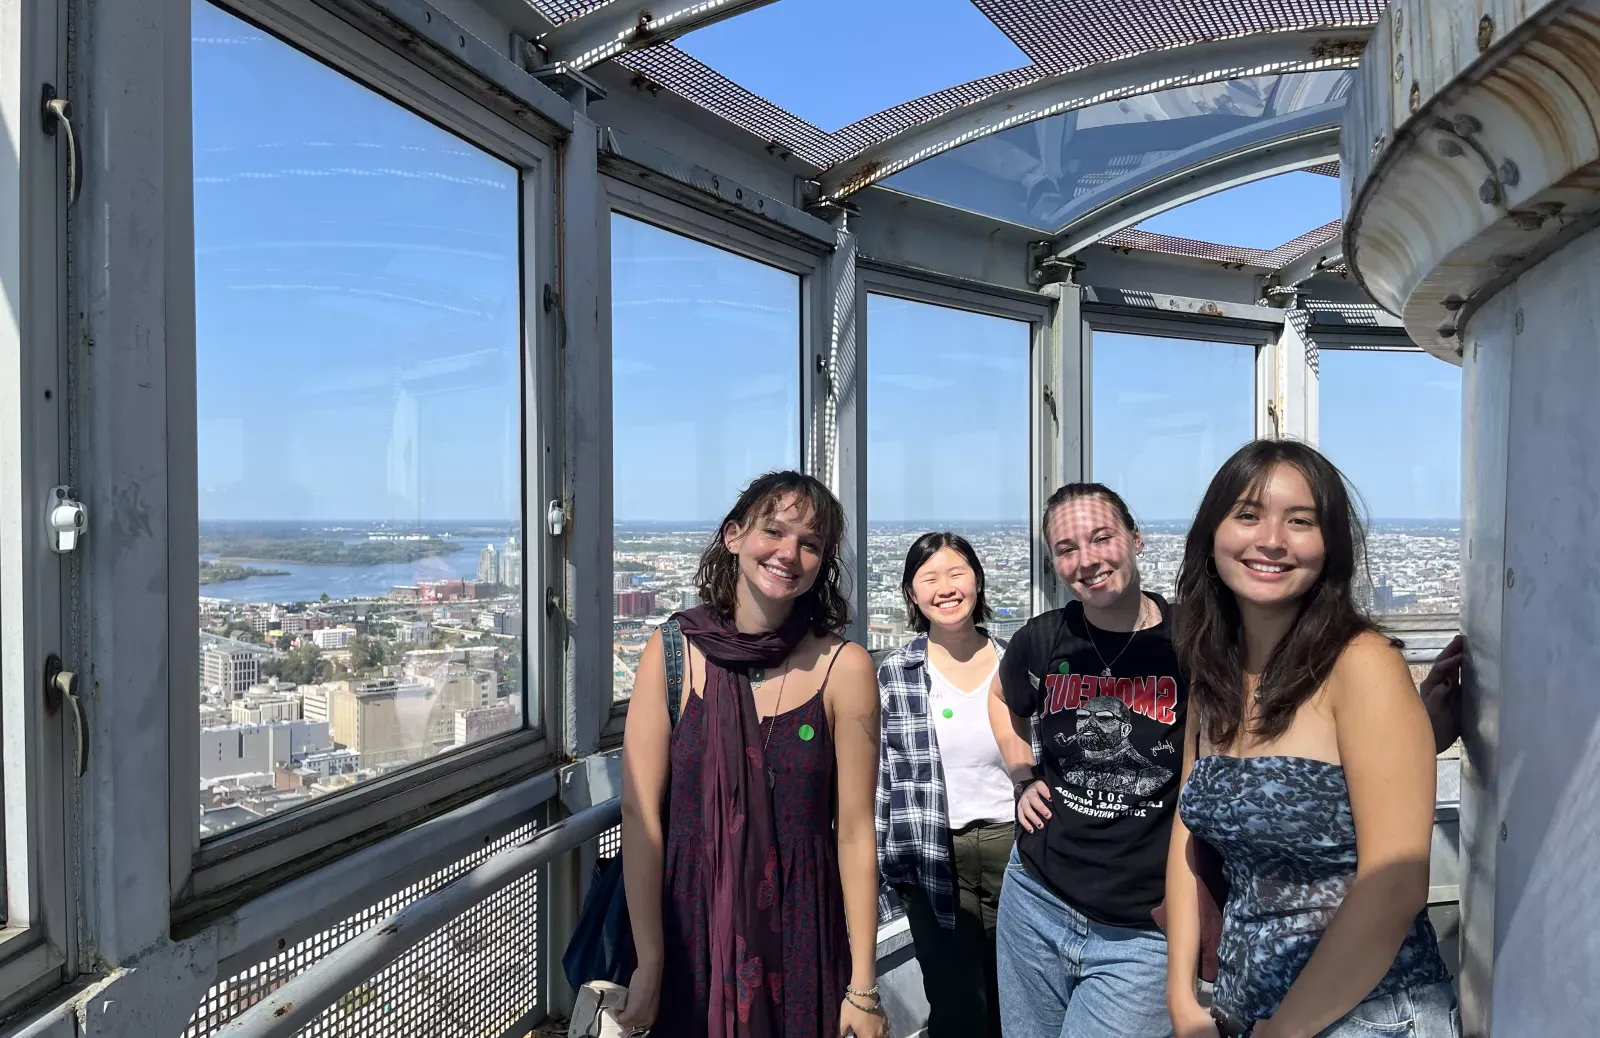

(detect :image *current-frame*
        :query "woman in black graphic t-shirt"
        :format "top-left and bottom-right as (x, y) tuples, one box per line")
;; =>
(985, 482), (1465, 1038)
(986, 482), (1185, 1038)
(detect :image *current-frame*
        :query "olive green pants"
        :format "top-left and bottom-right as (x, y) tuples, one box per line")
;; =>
(896, 821), (1012, 1038)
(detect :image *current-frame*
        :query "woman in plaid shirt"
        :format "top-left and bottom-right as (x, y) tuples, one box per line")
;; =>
(876, 531), (1027, 1037)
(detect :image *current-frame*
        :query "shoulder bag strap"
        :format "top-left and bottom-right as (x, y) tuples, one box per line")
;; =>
(662, 617), (686, 729)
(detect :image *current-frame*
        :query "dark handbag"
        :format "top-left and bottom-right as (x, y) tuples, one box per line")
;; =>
(561, 618), (687, 991)
(1151, 731), (1230, 983)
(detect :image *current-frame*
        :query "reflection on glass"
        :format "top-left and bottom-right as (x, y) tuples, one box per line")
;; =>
(192, 1), (525, 840)
(611, 214), (801, 702)
(881, 71), (1351, 232)
(1318, 349), (1462, 614)
(1090, 333), (1255, 598)
(866, 295), (1032, 648)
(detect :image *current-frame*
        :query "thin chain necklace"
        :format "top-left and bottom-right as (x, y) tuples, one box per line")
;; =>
(756, 660), (790, 788)
(1085, 596), (1153, 677)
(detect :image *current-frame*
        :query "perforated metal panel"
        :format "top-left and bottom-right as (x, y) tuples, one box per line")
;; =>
(973, 1), (1384, 69)
(596, 824), (622, 860)
(183, 821), (543, 1038)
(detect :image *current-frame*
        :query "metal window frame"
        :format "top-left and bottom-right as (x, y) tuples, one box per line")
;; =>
(600, 177), (832, 738)
(854, 264), (1052, 644)
(1081, 309), (1272, 497)
(172, 0), (565, 922)
(0, 0), (74, 1014)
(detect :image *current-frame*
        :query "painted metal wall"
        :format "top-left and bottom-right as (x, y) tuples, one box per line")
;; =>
(1462, 225), (1600, 1037)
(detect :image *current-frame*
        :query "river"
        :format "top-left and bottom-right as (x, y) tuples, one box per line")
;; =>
(199, 536), (513, 604)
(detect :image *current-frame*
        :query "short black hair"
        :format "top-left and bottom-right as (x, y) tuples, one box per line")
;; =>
(899, 531), (993, 634)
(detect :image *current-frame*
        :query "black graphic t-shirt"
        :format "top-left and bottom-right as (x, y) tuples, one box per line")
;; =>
(999, 593), (1187, 929)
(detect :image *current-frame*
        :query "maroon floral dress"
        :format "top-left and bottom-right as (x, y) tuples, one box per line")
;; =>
(656, 690), (851, 1036)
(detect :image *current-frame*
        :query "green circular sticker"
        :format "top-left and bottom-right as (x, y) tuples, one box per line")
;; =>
(1058, 661), (1072, 675)
(942, 708), (954, 719)
(798, 723), (816, 742)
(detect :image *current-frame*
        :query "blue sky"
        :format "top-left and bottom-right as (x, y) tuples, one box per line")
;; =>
(193, 0), (1462, 527)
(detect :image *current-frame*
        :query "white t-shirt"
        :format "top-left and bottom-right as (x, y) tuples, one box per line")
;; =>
(927, 653), (1014, 829)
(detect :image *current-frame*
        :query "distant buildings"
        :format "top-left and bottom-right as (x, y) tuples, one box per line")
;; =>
(198, 719), (330, 781)
(477, 543), (499, 584)
(311, 626), (357, 650)
(201, 640), (264, 697)
(500, 536), (522, 589)
(328, 679), (439, 769)
(615, 589), (657, 618)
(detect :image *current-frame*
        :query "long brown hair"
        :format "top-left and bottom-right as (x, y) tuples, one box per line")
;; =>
(1174, 440), (1381, 747)
(694, 471), (851, 636)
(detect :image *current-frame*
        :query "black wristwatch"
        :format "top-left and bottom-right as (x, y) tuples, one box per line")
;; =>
(1012, 765), (1044, 799)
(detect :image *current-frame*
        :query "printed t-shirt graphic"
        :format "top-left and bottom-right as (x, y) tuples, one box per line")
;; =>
(999, 594), (1187, 929)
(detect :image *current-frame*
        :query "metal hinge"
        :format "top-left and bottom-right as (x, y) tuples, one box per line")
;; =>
(44, 654), (87, 776)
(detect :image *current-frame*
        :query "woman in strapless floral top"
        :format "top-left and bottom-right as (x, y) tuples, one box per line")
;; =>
(1164, 440), (1458, 1038)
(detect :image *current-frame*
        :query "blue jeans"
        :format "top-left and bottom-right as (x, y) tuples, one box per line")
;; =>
(995, 850), (1173, 1038)
(1313, 981), (1459, 1038)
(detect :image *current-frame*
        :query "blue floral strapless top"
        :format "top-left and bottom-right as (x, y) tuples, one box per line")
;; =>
(1179, 754), (1451, 1024)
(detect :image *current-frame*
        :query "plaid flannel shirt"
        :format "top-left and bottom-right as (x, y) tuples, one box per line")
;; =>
(875, 633), (1040, 929)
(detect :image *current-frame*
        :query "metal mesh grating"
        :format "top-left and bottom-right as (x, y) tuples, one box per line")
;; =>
(183, 821), (543, 1038)
(1306, 160), (1341, 177)
(528, 2), (1382, 171)
(596, 825), (622, 860)
(1259, 219), (1342, 268)
(1100, 227), (1273, 266)
(973, 1), (1385, 69)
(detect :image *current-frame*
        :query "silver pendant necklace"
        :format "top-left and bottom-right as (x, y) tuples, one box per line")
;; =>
(1085, 598), (1151, 677)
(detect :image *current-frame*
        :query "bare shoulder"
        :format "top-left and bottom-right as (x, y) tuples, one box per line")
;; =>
(822, 638), (877, 705)
(1329, 629), (1414, 710)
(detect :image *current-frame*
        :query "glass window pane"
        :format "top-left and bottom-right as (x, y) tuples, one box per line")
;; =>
(1317, 350), (1462, 614)
(610, 214), (801, 702)
(880, 71), (1349, 233)
(1134, 170), (1340, 250)
(192, 1), (526, 839)
(1090, 332), (1256, 598)
(866, 295), (1032, 647)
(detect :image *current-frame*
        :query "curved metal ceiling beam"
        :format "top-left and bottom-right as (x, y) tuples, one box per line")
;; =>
(537, 0), (779, 72)
(817, 28), (1368, 200)
(1046, 118), (1341, 257)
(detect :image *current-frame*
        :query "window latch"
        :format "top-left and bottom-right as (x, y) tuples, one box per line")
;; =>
(47, 485), (86, 553)
(44, 654), (87, 776)
(40, 84), (82, 207)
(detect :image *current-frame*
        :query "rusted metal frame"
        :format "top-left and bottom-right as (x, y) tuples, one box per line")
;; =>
(215, 798), (623, 1038)
(1043, 116), (1342, 263)
(535, 0), (780, 72)
(816, 28), (1368, 201)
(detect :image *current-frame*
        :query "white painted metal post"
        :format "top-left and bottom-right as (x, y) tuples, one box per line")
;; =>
(559, 112), (609, 759)
(817, 220), (865, 645)
(1038, 282), (1086, 612)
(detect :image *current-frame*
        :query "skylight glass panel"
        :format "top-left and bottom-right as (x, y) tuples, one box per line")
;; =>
(1134, 170), (1341, 250)
(877, 70), (1350, 234)
(672, 0), (1029, 132)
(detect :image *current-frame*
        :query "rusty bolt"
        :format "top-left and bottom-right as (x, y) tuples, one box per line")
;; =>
(1371, 133), (1387, 158)
(1515, 309), (1525, 334)
(274, 1003), (294, 1018)
(1442, 295), (1465, 311)
(1394, 53), (1405, 84)
(1500, 822), (1508, 842)
(1498, 159), (1520, 187)
(1452, 114), (1483, 136)
(1479, 178), (1500, 205)
(1478, 16), (1495, 52)
(1436, 322), (1456, 339)
(1506, 568), (1516, 588)
(1437, 138), (1464, 159)
(1409, 82), (1422, 113)
(1393, 9), (1404, 43)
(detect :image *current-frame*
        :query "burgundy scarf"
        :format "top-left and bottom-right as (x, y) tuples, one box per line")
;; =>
(675, 605), (809, 1037)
